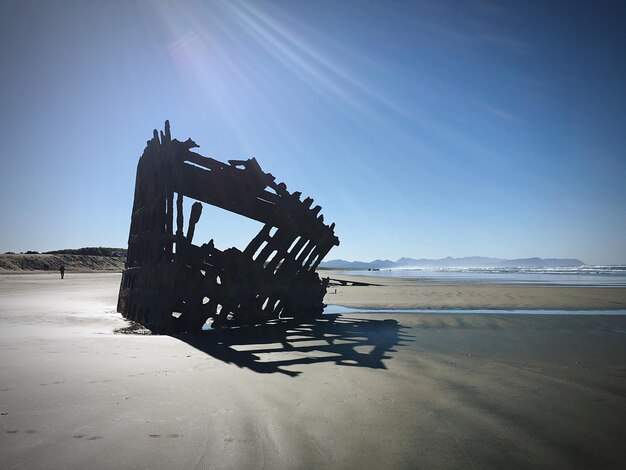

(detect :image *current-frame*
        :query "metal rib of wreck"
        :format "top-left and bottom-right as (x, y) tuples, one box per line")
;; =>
(117, 121), (340, 333)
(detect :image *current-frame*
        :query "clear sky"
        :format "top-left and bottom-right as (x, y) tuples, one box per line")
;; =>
(1, 0), (625, 264)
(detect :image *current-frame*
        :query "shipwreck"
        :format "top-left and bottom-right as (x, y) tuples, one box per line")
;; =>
(117, 121), (339, 333)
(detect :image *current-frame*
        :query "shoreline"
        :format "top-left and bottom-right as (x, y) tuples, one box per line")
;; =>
(324, 271), (626, 311)
(324, 305), (626, 315)
(2, 271), (626, 311)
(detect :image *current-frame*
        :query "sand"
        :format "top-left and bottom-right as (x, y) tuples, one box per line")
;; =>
(1, 272), (625, 469)
(325, 272), (626, 310)
(0, 253), (125, 272)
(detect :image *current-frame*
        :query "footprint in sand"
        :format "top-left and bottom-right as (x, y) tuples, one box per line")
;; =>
(73, 434), (103, 440)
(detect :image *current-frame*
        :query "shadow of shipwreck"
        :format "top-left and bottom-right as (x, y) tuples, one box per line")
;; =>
(173, 314), (413, 377)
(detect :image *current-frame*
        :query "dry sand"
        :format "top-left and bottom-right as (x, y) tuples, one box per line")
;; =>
(0, 253), (125, 272)
(1, 272), (625, 469)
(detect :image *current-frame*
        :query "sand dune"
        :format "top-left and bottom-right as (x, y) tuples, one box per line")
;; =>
(0, 254), (125, 272)
(1, 273), (625, 469)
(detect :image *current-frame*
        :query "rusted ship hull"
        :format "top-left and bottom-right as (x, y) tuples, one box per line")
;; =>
(117, 122), (339, 333)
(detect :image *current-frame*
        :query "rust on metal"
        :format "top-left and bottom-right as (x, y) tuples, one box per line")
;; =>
(117, 121), (339, 333)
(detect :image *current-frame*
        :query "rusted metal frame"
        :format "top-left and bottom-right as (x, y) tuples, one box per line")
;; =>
(118, 121), (339, 333)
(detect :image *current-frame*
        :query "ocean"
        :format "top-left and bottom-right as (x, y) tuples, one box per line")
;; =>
(338, 266), (626, 287)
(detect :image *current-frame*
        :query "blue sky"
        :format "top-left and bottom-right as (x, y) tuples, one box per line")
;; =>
(1, 0), (625, 264)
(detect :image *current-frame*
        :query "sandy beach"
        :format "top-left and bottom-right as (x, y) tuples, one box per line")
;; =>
(325, 271), (626, 310)
(1, 272), (625, 469)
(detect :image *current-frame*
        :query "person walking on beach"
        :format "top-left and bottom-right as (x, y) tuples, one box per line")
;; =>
(59, 265), (65, 279)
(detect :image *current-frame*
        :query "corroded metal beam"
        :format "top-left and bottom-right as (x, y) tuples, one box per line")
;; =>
(117, 121), (339, 333)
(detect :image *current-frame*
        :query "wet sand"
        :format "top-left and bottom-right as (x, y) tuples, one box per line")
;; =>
(325, 271), (626, 310)
(1, 273), (625, 469)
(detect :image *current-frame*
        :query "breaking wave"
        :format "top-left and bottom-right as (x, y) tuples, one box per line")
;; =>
(342, 265), (626, 287)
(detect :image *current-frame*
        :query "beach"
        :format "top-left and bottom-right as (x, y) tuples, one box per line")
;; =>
(325, 271), (626, 310)
(1, 272), (625, 469)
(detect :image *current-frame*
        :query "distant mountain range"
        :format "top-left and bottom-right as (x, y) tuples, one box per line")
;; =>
(319, 256), (585, 269)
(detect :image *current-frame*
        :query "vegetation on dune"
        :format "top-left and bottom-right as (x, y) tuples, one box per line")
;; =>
(0, 247), (127, 272)
(45, 247), (127, 257)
